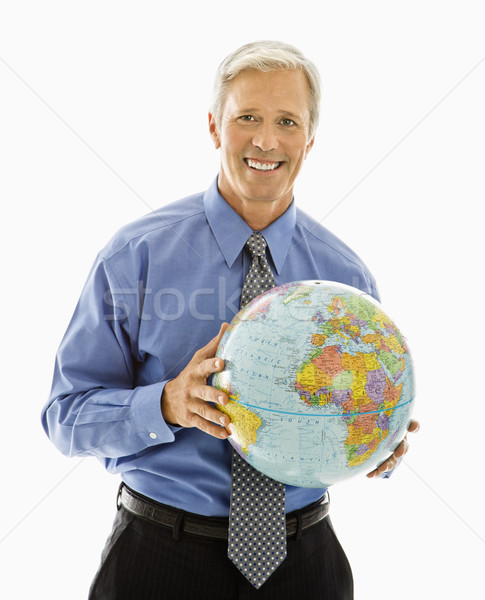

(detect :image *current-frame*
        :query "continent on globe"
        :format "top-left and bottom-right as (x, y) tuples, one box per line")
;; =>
(295, 292), (408, 469)
(283, 283), (314, 304)
(213, 281), (415, 488)
(218, 391), (262, 456)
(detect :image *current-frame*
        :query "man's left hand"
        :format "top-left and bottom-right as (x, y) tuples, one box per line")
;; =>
(366, 419), (420, 478)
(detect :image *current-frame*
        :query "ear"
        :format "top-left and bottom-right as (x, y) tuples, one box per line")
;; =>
(208, 112), (221, 149)
(304, 136), (315, 159)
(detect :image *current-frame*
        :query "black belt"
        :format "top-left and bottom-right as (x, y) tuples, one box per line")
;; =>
(118, 484), (329, 540)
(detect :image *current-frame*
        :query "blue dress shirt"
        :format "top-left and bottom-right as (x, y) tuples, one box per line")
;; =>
(42, 176), (380, 516)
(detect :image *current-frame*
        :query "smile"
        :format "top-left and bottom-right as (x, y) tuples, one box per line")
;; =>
(245, 159), (281, 171)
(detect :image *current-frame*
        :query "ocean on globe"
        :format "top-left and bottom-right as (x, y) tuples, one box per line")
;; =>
(213, 280), (415, 488)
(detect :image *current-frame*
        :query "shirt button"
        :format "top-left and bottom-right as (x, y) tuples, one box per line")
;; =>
(149, 432), (157, 439)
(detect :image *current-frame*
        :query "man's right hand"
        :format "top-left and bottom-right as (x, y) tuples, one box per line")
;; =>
(160, 323), (231, 439)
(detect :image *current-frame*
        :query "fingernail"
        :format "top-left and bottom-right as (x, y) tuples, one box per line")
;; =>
(219, 415), (227, 425)
(214, 359), (221, 369)
(217, 395), (225, 405)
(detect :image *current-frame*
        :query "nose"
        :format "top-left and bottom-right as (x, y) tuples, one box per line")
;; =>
(251, 122), (278, 152)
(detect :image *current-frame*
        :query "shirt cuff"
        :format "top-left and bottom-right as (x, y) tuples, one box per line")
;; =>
(130, 380), (177, 445)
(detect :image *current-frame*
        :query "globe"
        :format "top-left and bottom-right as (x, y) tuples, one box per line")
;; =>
(213, 280), (415, 488)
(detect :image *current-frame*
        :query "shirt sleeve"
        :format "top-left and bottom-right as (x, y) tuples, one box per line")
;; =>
(41, 254), (176, 459)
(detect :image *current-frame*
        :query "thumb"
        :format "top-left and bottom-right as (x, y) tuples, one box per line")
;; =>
(199, 322), (230, 358)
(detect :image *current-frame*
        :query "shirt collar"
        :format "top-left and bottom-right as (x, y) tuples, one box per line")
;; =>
(203, 176), (296, 274)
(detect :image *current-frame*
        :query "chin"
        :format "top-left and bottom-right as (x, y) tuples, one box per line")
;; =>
(242, 183), (288, 203)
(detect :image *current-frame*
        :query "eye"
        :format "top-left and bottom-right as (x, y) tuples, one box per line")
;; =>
(238, 115), (256, 123)
(280, 118), (296, 127)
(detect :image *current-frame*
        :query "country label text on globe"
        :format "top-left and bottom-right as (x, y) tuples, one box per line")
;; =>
(213, 281), (415, 487)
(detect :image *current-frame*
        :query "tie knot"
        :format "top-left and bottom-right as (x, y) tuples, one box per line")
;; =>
(246, 232), (267, 258)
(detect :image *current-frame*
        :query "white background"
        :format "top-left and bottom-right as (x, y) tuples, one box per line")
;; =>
(1, 1), (484, 598)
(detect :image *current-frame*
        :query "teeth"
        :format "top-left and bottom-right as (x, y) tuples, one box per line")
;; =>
(247, 159), (280, 171)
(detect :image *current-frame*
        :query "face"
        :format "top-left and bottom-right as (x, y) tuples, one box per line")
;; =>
(209, 69), (314, 219)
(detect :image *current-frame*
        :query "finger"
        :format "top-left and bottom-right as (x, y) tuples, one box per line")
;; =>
(366, 422), (418, 478)
(191, 415), (230, 439)
(393, 437), (409, 459)
(372, 462), (389, 477)
(366, 451), (399, 478)
(366, 466), (381, 478)
(194, 381), (229, 407)
(189, 404), (231, 439)
(195, 400), (231, 427)
(367, 458), (395, 478)
(408, 419), (420, 433)
(198, 355), (225, 378)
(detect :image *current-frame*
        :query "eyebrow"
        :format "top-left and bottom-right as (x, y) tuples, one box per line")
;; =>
(278, 111), (302, 121)
(237, 108), (304, 120)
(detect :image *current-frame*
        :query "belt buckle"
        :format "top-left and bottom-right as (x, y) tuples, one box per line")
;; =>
(116, 483), (124, 510)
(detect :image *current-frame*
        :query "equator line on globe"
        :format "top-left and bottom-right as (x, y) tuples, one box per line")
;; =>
(213, 280), (415, 488)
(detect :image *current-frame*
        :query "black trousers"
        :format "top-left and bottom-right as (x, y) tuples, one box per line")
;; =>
(89, 503), (353, 599)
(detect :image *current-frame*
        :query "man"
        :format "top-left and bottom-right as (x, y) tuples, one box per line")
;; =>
(42, 41), (418, 599)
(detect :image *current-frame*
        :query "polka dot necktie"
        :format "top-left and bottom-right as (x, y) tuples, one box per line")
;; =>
(228, 232), (287, 589)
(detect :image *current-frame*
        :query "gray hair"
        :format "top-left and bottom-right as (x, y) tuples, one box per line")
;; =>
(211, 40), (322, 139)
